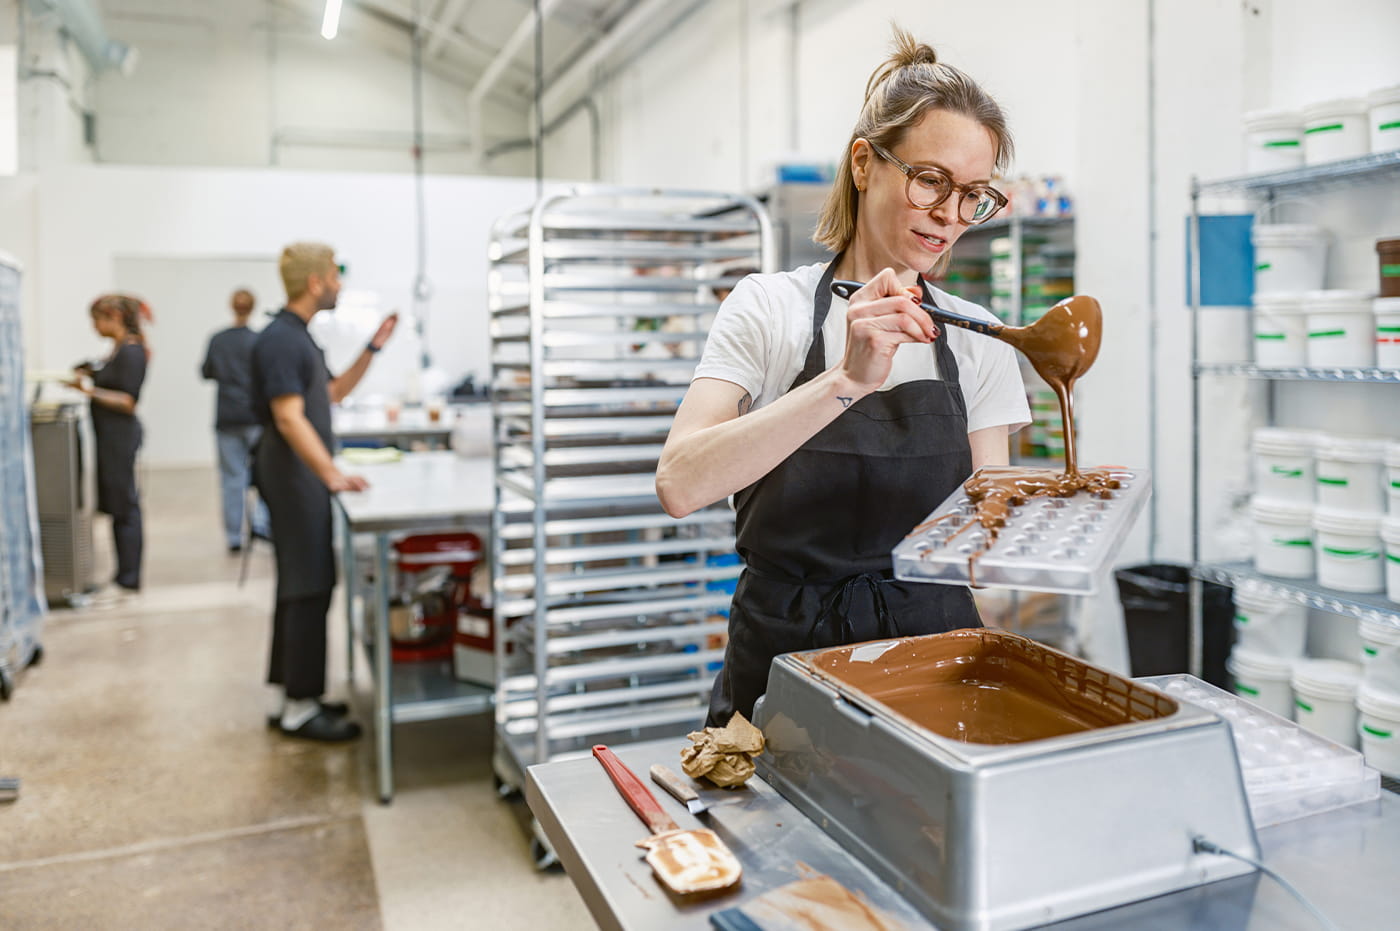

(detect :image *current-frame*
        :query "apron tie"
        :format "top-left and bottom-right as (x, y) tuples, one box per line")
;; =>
(809, 572), (898, 645)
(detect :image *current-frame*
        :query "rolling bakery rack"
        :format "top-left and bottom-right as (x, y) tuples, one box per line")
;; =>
(487, 187), (772, 860)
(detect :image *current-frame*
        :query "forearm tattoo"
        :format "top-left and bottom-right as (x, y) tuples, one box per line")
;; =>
(737, 393), (753, 416)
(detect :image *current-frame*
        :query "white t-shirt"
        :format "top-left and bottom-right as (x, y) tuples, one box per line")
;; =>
(693, 262), (1031, 435)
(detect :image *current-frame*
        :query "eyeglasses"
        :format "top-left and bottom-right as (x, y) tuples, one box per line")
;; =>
(865, 140), (1008, 225)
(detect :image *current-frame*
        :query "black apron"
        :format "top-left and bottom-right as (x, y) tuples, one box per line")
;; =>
(253, 314), (337, 601)
(707, 260), (982, 725)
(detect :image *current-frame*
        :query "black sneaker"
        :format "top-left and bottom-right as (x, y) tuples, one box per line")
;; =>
(267, 700), (350, 729)
(228, 544), (243, 554)
(279, 709), (362, 742)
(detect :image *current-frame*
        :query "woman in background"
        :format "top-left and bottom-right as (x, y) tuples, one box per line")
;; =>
(71, 294), (151, 594)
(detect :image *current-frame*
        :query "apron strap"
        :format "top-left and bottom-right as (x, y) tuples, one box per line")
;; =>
(807, 571), (899, 643)
(793, 261), (964, 391)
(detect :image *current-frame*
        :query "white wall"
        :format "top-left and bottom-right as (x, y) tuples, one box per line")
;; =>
(25, 164), (538, 467)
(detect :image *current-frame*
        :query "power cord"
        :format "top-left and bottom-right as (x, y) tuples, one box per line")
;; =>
(1193, 836), (1339, 931)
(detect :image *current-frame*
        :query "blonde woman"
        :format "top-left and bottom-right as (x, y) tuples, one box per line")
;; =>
(657, 28), (1030, 725)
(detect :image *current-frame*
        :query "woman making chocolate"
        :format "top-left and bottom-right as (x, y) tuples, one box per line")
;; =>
(71, 294), (152, 594)
(657, 28), (1030, 725)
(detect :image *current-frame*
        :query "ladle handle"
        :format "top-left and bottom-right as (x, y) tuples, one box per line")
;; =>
(831, 279), (1004, 337)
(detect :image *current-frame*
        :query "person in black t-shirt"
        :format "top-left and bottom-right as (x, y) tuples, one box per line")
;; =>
(70, 294), (151, 593)
(252, 243), (397, 742)
(202, 288), (271, 552)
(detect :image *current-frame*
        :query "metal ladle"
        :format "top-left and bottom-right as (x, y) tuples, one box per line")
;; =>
(830, 280), (1103, 474)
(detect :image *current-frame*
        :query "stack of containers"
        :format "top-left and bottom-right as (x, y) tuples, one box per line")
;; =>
(1301, 98), (1371, 165)
(1242, 109), (1304, 173)
(1357, 617), (1400, 775)
(1244, 82), (1400, 173)
(1313, 436), (1388, 596)
(1304, 290), (1376, 368)
(1385, 442), (1400, 605)
(1291, 658), (1363, 748)
(1251, 225), (1326, 367)
(1229, 579), (1307, 719)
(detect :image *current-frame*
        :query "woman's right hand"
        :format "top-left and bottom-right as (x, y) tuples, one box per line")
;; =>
(838, 267), (938, 394)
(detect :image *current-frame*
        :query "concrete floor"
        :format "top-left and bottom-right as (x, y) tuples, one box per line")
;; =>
(0, 467), (592, 930)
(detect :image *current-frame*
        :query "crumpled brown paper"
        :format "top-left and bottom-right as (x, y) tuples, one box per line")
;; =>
(680, 711), (765, 787)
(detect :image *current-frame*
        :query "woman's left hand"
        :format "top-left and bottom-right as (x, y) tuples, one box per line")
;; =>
(65, 376), (93, 395)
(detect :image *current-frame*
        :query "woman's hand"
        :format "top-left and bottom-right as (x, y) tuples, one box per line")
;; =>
(66, 375), (93, 396)
(838, 267), (938, 395)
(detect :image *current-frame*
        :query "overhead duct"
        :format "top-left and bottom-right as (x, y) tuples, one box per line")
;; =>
(33, 0), (139, 75)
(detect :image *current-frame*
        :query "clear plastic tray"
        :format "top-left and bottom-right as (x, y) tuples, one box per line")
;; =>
(1141, 674), (1381, 827)
(892, 468), (1151, 594)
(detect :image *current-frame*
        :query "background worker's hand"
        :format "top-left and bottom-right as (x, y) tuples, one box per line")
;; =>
(370, 312), (399, 351)
(838, 267), (938, 394)
(325, 470), (370, 493)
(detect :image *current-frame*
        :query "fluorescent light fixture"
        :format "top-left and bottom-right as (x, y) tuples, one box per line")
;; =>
(321, 0), (343, 40)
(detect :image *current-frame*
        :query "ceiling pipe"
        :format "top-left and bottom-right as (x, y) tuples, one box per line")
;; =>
(424, 0), (473, 59)
(537, 0), (704, 124)
(36, 0), (138, 75)
(465, 0), (565, 170)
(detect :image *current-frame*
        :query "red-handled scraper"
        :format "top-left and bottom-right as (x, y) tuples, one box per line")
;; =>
(592, 745), (742, 895)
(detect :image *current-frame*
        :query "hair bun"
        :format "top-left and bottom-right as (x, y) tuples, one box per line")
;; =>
(892, 25), (938, 67)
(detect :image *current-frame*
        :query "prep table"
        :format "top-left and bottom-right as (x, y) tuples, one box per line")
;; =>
(527, 738), (1400, 930)
(333, 402), (480, 449)
(335, 449), (494, 803)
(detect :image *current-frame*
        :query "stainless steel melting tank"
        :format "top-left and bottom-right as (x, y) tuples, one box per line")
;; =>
(751, 629), (1258, 931)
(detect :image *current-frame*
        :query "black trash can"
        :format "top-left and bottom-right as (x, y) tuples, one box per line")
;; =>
(1114, 564), (1234, 688)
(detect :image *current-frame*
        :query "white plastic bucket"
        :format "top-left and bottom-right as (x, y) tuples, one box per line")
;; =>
(1383, 517), (1400, 605)
(1376, 297), (1400, 369)
(1250, 497), (1314, 578)
(1302, 97), (1370, 164)
(1252, 428), (1318, 503)
(1387, 444), (1400, 517)
(1243, 108), (1305, 173)
(1252, 293), (1308, 366)
(1314, 507), (1384, 594)
(1233, 583), (1308, 656)
(1304, 290), (1376, 368)
(1291, 659), (1361, 747)
(1359, 615), (1400, 691)
(1356, 683), (1400, 775)
(1251, 227), (1327, 296)
(1367, 84), (1400, 155)
(1227, 647), (1295, 718)
(1314, 436), (1387, 512)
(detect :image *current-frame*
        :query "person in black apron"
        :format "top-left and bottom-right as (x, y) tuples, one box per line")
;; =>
(252, 243), (397, 742)
(71, 295), (151, 594)
(657, 28), (1023, 725)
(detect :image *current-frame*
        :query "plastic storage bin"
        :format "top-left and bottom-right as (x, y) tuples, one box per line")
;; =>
(1302, 97), (1370, 164)
(1242, 108), (1305, 173)
(1359, 615), (1400, 691)
(1252, 293), (1308, 366)
(1379, 240), (1400, 299)
(1252, 428), (1318, 503)
(1383, 517), (1400, 605)
(1315, 436), (1386, 512)
(1233, 582), (1307, 656)
(1304, 290), (1376, 368)
(1251, 226), (1326, 295)
(1367, 84), (1400, 154)
(1114, 564), (1233, 687)
(1375, 298), (1400, 367)
(1291, 659), (1362, 747)
(1250, 497), (1314, 578)
(1227, 647), (1295, 718)
(1357, 683), (1400, 776)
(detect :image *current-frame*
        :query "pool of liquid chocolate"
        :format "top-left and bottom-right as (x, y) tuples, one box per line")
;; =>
(805, 630), (1175, 745)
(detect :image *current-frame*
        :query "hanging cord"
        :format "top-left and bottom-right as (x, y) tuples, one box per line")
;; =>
(410, 0), (432, 368)
(533, 0), (544, 199)
(1191, 836), (1338, 931)
(807, 573), (896, 646)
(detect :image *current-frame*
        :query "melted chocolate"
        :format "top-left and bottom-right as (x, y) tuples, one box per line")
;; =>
(639, 828), (742, 894)
(806, 630), (1175, 745)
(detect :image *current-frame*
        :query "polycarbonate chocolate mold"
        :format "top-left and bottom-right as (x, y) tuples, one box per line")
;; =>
(892, 468), (1152, 594)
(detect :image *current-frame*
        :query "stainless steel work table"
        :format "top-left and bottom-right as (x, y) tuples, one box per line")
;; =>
(527, 738), (1400, 930)
(335, 450), (495, 803)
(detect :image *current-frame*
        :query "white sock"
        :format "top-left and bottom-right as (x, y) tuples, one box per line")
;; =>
(281, 697), (320, 730)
